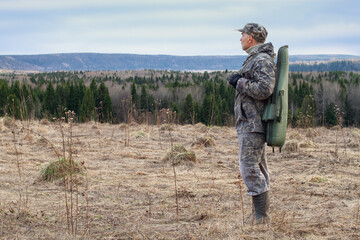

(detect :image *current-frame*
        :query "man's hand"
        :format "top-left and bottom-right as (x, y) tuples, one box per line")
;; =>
(228, 73), (241, 88)
(236, 78), (247, 92)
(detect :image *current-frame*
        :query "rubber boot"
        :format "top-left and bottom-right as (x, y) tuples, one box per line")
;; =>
(252, 191), (270, 225)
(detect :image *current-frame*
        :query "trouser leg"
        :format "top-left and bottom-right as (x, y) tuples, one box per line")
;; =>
(237, 132), (270, 196)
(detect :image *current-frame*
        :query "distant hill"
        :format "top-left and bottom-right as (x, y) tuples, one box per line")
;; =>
(0, 53), (359, 72)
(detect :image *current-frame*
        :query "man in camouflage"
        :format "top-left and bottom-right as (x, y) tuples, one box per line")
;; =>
(228, 23), (275, 224)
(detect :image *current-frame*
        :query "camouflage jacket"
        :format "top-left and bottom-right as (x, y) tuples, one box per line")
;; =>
(234, 42), (276, 133)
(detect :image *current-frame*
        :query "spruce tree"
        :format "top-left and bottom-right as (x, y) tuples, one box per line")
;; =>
(97, 82), (113, 122)
(0, 80), (9, 116)
(140, 85), (148, 110)
(193, 101), (200, 124)
(325, 102), (337, 127)
(299, 95), (315, 127)
(172, 102), (180, 122)
(44, 81), (57, 116)
(11, 80), (21, 100)
(201, 94), (214, 125)
(7, 94), (21, 119)
(343, 95), (354, 126)
(130, 82), (139, 109)
(147, 95), (155, 112)
(90, 79), (98, 102)
(20, 83), (31, 119)
(181, 93), (194, 124)
(68, 82), (77, 113)
(79, 88), (95, 122)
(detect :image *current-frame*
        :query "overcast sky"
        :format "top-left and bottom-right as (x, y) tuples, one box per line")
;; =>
(1, 0), (359, 56)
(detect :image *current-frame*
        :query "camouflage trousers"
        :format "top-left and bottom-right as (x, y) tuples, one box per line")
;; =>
(237, 129), (270, 196)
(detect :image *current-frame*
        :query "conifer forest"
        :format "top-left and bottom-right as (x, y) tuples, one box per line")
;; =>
(1, 70), (360, 128)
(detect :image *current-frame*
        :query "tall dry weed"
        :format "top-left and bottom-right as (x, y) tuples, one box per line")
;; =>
(37, 111), (88, 237)
(167, 110), (179, 220)
(121, 99), (133, 147)
(155, 100), (162, 150)
(7, 95), (33, 217)
(237, 175), (245, 226)
(10, 119), (29, 216)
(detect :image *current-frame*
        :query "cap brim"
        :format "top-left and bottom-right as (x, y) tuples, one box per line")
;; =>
(236, 28), (245, 32)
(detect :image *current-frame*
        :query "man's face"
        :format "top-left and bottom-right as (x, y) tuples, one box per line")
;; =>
(240, 32), (252, 51)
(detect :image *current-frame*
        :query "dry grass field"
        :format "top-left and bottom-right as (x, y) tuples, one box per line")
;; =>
(0, 119), (359, 239)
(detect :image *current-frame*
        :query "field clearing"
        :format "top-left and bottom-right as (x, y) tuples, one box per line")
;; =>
(0, 120), (359, 239)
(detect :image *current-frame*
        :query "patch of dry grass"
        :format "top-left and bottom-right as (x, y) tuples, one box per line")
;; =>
(192, 136), (216, 147)
(163, 145), (196, 165)
(2, 116), (14, 128)
(284, 139), (299, 152)
(0, 122), (359, 239)
(40, 158), (83, 181)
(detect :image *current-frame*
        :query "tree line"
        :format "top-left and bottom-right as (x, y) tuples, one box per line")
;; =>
(289, 60), (360, 72)
(0, 77), (112, 122)
(1, 70), (360, 128)
(288, 71), (360, 127)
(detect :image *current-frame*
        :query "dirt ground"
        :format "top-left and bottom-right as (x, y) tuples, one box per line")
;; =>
(0, 119), (359, 240)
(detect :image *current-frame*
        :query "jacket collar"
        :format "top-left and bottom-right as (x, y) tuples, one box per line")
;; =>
(246, 43), (263, 55)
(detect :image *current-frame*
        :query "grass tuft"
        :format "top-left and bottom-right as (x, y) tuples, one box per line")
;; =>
(40, 119), (50, 125)
(194, 123), (208, 133)
(299, 140), (314, 148)
(192, 136), (216, 147)
(3, 116), (14, 128)
(41, 158), (83, 181)
(284, 140), (299, 152)
(133, 130), (145, 138)
(163, 145), (196, 165)
(309, 176), (329, 183)
(159, 124), (174, 132)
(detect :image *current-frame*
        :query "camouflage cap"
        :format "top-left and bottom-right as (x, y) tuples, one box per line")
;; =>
(237, 23), (268, 43)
